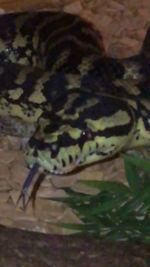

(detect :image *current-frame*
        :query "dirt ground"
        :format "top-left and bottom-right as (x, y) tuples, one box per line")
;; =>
(0, 0), (149, 234)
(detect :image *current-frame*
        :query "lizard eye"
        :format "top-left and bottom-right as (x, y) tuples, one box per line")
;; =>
(51, 143), (58, 151)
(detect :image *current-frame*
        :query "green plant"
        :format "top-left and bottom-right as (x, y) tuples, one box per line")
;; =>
(50, 155), (150, 243)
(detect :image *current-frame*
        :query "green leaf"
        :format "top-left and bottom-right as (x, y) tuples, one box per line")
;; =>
(123, 155), (150, 173)
(79, 180), (130, 194)
(57, 222), (84, 231)
(124, 156), (141, 193)
(47, 154), (150, 243)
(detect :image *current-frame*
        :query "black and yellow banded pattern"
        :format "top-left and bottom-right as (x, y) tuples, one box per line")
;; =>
(0, 12), (149, 178)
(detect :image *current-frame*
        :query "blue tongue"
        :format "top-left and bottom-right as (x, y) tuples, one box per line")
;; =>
(16, 163), (39, 209)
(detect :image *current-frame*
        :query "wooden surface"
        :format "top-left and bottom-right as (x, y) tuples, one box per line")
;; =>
(0, 224), (149, 267)
(0, 0), (60, 11)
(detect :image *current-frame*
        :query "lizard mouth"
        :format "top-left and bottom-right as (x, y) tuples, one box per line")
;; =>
(48, 156), (82, 175)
